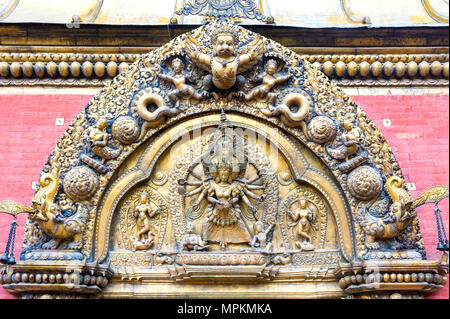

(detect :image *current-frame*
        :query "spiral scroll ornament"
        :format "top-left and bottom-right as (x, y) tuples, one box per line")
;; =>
(307, 116), (337, 144)
(112, 116), (140, 145)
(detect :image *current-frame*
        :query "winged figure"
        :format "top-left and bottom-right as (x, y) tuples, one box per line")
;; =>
(185, 23), (265, 98)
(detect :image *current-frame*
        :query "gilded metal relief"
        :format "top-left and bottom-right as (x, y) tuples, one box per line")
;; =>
(16, 19), (421, 260)
(2, 19), (447, 299)
(168, 114), (279, 251)
(114, 187), (168, 252)
(279, 185), (332, 251)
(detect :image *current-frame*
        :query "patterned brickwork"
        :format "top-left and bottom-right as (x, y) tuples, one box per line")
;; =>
(0, 92), (448, 299)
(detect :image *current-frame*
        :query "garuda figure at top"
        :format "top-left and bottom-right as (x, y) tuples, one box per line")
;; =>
(186, 21), (265, 98)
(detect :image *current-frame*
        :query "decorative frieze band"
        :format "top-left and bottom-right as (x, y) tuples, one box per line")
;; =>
(0, 52), (448, 87)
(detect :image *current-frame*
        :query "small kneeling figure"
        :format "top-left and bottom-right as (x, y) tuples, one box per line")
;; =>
(182, 222), (208, 251)
(250, 221), (274, 251)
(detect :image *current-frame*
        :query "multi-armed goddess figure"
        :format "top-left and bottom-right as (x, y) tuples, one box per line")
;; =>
(178, 114), (266, 249)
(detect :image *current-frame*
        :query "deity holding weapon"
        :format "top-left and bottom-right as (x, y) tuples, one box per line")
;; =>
(178, 113), (266, 249)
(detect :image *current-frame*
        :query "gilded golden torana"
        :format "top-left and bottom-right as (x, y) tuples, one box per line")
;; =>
(0, 19), (448, 299)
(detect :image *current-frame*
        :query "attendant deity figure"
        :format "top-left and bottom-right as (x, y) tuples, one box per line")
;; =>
(250, 221), (274, 251)
(245, 59), (293, 104)
(88, 117), (120, 162)
(130, 191), (159, 251)
(181, 222), (208, 251)
(326, 119), (363, 162)
(288, 199), (316, 251)
(158, 57), (205, 104)
(186, 24), (264, 98)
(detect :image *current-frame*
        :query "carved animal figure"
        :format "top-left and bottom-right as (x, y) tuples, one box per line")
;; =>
(31, 173), (59, 221)
(261, 91), (311, 128)
(358, 176), (415, 250)
(133, 89), (182, 139)
(29, 173), (88, 250)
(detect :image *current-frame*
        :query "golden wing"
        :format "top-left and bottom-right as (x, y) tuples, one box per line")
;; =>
(0, 200), (34, 217)
(237, 35), (266, 74)
(412, 186), (449, 209)
(184, 33), (212, 73)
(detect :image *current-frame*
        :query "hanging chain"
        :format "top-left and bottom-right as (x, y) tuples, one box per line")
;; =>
(9, 220), (17, 259)
(2, 220), (15, 257)
(435, 202), (449, 247)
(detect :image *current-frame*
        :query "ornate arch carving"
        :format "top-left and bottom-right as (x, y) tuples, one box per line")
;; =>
(93, 114), (355, 262)
(1, 19), (446, 299)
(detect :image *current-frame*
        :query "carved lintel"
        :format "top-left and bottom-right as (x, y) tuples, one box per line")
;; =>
(166, 264), (278, 282)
